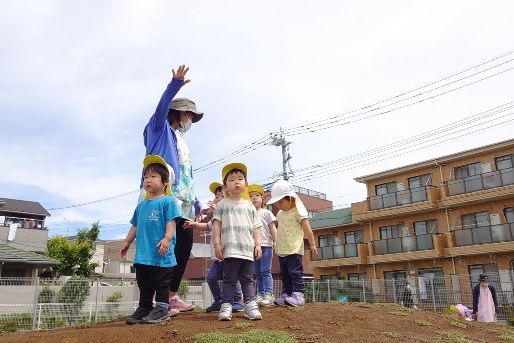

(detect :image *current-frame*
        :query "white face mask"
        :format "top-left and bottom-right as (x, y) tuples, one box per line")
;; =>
(178, 118), (192, 133)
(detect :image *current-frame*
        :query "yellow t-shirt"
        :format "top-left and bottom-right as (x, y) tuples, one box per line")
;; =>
(275, 207), (306, 256)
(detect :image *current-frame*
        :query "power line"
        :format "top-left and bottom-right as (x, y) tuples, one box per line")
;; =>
(47, 190), (139, 211)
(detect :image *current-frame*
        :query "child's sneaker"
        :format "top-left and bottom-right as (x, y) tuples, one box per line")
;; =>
(169, 296), (194, 312)
(168, 308), (180, 317)
(259, 292), (275, 307)
(243, 301), (262, 320)
(255, 293), (264, 305)
(142, 307), (170, 323)
(206, 301), (222, 313)
(232, 302), (245, 312)
(284, 292), (305, 307)
(218, 303), (232, 321)
(274, 293), (289, 307)
(126, 306), (151, 325)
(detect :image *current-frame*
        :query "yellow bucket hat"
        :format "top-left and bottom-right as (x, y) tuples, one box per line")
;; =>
(221, 162), (249, 200)
(209, 182), (222, 194)
(143, 155), (173, 199)
(247, 183), (265, 195)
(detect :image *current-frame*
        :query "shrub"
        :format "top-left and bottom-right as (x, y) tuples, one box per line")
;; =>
(38, 285), (56, 303)
(106, 291), (123, 312)
(178, 280), (189, 299)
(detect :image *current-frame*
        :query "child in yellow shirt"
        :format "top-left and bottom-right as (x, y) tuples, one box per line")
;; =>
(266, 180), (318, 307)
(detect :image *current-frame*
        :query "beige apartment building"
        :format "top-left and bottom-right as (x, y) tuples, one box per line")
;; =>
(311, 139), (514, 291)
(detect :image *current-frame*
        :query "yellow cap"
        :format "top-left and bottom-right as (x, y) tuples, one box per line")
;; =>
(247, 183), (265, 195)
(143, 155), (172, 199)
(221, 162), (248, 182)
(209, 182), (222, 194)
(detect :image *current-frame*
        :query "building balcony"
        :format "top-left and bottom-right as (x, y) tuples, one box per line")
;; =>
(352, 186), (441, 222)
(447, 223), (514, 256)
(442, 168), (514, 206)
(0, 216), (48, 253)
(368, 234), (446, 263)
(311, 243), (368, 267)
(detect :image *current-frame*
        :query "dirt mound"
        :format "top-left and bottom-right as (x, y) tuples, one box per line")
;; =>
(1, 303), (512, 343)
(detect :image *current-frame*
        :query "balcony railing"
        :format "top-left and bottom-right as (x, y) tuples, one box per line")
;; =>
(369, 186), (428, 210)
(312, 243), (358, 260)
(447, 167), (514, 196)
(453, 223), (514, 247)
(0, 215), (45, 229)
(373, 233), (434, 255)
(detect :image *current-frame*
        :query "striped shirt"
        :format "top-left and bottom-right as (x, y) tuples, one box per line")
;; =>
(213, 198), (262, 261)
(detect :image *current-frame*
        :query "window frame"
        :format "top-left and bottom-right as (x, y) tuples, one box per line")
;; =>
(375, 181), (398, 196)
(408, 174), (432, 189)
(495, 154), (514, 171)
(413, 219), (438, 235)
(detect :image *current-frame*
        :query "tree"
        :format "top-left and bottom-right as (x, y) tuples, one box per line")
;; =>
(47, 222), (101, 277)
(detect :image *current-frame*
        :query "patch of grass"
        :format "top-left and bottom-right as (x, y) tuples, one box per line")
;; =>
(295, 333), (324, 341)
(382, 331), (401, 338)
(194, 329), (296, 343)
(444, 315), (468, 329)
(436, 331), (474, 343)
(388, 311), (407, 316)
(484, 325), (514, 341)
(414, 319), (431, 326)
(233, 322), (253, 329)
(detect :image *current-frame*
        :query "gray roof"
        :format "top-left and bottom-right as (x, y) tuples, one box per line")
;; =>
(0, 244), (60, 266)
(0, 198), (50, 217)
(310, 207), (353, 230)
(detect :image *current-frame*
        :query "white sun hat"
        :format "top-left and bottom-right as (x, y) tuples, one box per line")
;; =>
(266, 180), (308, 217)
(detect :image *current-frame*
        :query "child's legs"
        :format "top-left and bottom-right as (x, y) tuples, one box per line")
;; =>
(152, 266), (174, 308)
(135, 264), (153, 310)
(238, 259), (255, 303)
(278, 256), (292, 296)
(222, 258), (240, 303)
(286, 254), (304, 294)
(169, 218), (193, 294)
(207, 260), (223, 302)
(259, 247), (274, 294)
(234, 281), (243, 302)
(253, 258), (264, 295)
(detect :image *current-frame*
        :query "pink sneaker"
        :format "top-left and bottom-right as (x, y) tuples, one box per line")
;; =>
(168, 308), (180, 317)
(169, 296), (194, 312)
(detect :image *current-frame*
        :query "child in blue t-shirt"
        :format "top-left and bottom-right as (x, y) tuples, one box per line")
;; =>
(121, 155), (181, 324)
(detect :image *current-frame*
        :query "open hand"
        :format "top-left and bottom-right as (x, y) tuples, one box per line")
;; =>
(184, 220), (196, 229)
(254, 246), (262, 260)
(311, 245), (319, 258)
(172, 64), (191, 85)
(215, 245), (224, 260)
(120, 242), (130, 258)
(157, 238), (170, 256)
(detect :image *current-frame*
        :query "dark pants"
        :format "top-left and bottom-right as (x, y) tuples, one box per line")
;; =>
(222, 258), (254, 304)
(279, 254), (304, 295)
(135, 263), (173, 310)
(169, 217), (193, 293)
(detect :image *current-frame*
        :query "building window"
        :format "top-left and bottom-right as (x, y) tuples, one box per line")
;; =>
(455, 162), (481, 179)
(318, 234), (340, 247)
(320, 275), (339, 281)
(408, 174), (432, 189)
(344, 231), (364, 244)
(495, 154), (514, 170)
(413, 220), (438, 235)
(469, 264), (498, 288)
(380, 224), (403, 240)
(505, 207), (514, 223)
(461, 212), (490, 229)
(375, 182), (397, 196)
(348, 273), (367, 285)
(130, 265), (135, 273)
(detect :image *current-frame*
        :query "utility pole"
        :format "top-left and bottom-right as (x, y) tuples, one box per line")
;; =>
(271, 129), (293, 180)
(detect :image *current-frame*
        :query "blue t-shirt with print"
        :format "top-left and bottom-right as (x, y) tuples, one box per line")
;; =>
(130, 196), (181, 267)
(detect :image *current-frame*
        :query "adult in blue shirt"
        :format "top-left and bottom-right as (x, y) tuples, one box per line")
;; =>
(141, 64), (203, 312)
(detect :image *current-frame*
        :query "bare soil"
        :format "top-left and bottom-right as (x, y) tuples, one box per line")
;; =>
(0, 302), (512, 343)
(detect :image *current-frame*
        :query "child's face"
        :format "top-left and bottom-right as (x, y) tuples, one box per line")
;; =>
(224, 171), (247, 197)
(143, 170), (167, 195)
(276, 197), (292, 211)
(249, 191), (263, 209)
(214, 190), (223, 204)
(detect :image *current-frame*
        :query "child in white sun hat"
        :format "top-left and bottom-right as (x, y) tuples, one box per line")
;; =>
(266, 180), (318, 307)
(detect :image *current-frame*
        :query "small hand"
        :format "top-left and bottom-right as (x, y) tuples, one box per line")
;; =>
(311, 245), (319, 258)
(254, 246), (262, 260)
(120, 242), (130, 258)
(157, 238), (170, 256)
(172, 64), (191, 84)
(207, 201), (217, 211)
(472, 313), (477, 321)
(215, 245), (224, 260)
(184, 220), (196, 229)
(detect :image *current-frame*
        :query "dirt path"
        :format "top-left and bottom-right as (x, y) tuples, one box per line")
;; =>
(1, 303), (512, 343)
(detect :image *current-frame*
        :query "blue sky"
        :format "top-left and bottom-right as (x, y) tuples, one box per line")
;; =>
(1, 1), (513, 239)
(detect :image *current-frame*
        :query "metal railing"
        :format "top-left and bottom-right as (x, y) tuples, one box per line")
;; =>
(453, 223), (514, 246)
(447, 167), (514, 196)
(373, 234), (434, 255)
(369, 186), (429, 210)
(0, 215), (46, 229)
(312, 243), (358, 260)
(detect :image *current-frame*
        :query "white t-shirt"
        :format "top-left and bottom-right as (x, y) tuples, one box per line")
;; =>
(257, 208), (276, 247)
(213, 198), (262, 261)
